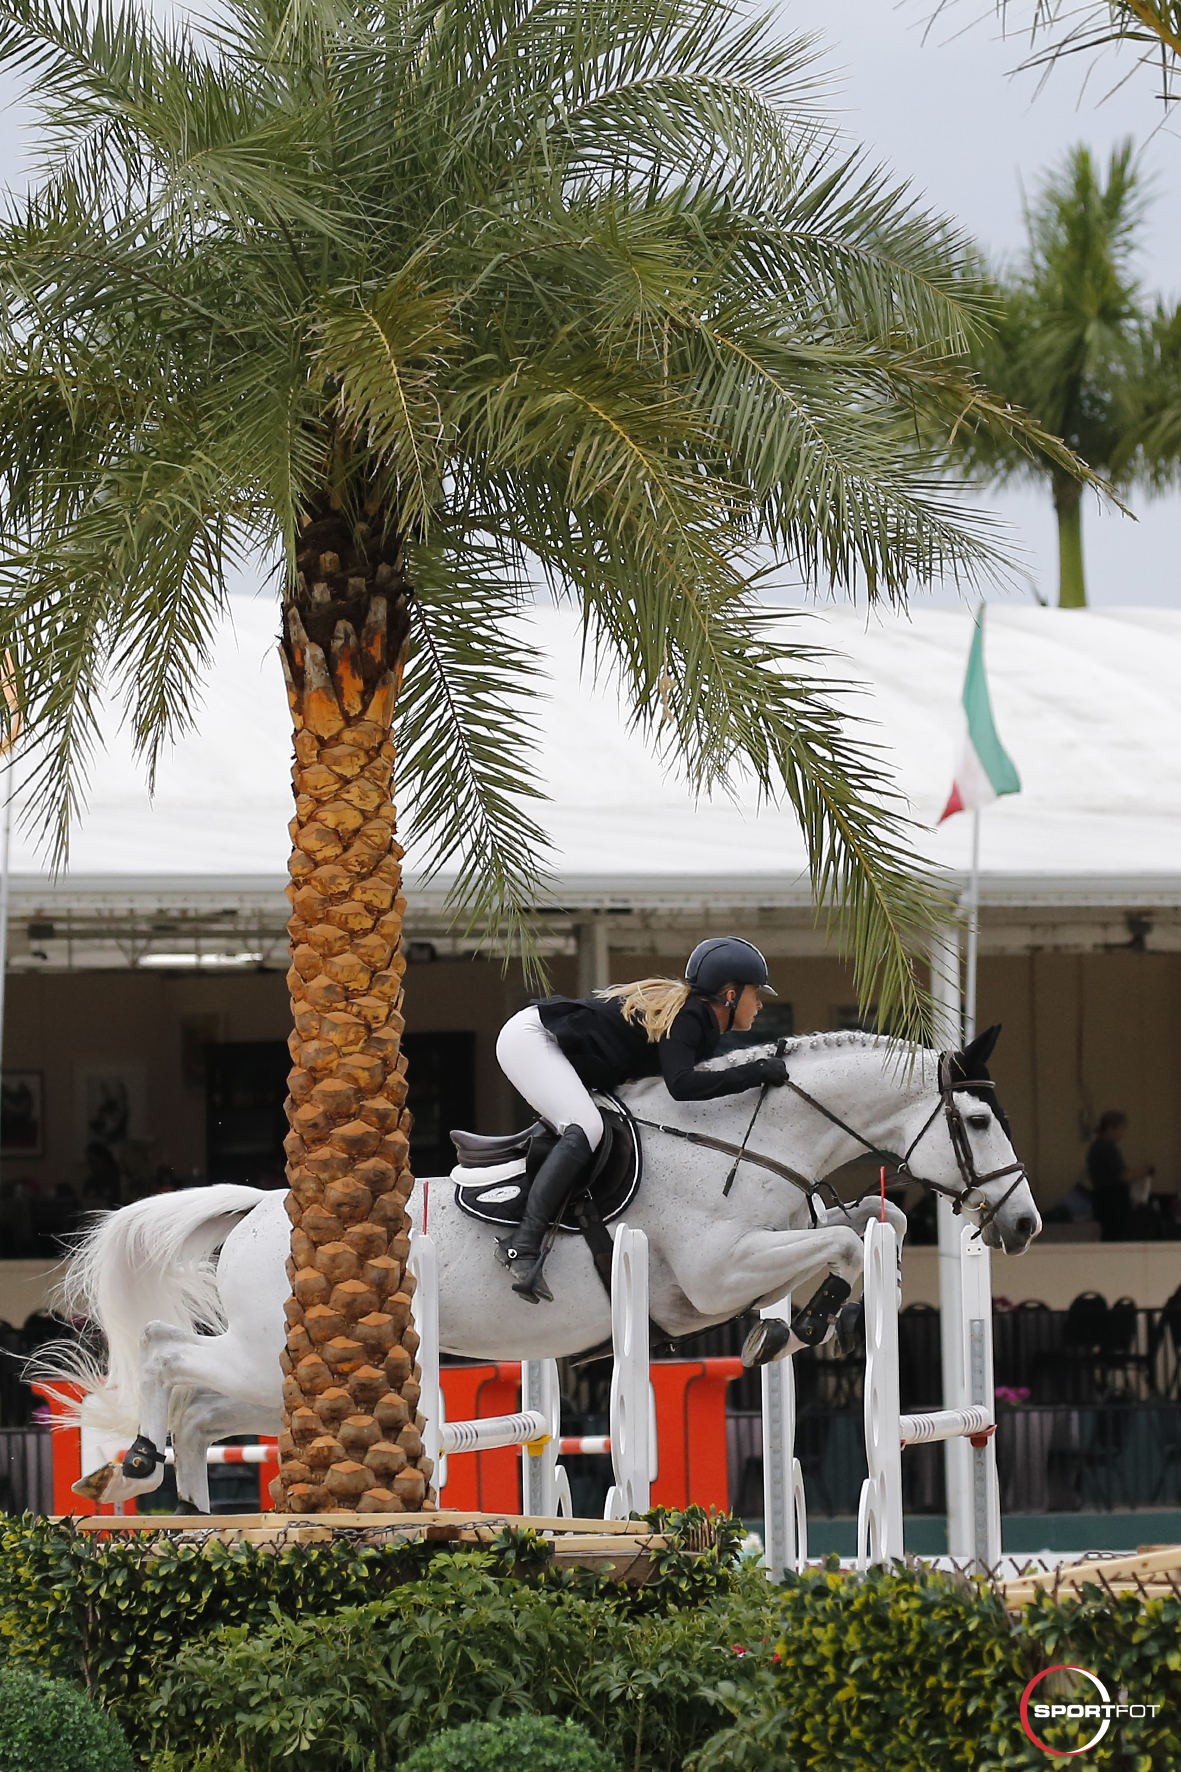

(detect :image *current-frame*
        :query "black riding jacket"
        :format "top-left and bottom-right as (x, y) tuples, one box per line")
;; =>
(535, 993), (772, 1099)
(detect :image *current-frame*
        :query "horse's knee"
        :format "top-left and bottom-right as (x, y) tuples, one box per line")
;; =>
(830, 1228), (864, 1282)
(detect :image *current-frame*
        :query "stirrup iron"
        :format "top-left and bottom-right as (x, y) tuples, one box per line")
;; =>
(510, 1252), (554, 1305)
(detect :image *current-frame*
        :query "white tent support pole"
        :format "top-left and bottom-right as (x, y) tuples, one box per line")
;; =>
(964, 808), (980, 1043)
(929, 924), (973, 1558)
(761, 1290), (806, 1578)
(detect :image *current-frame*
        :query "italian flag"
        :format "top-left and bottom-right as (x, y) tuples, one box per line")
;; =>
(939, 608), (1020, 822)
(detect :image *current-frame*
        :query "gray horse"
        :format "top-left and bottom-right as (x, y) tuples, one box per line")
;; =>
(46, 1028), (1038, 1510)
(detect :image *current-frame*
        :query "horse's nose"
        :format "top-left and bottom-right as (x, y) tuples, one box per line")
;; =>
(1012, 1213), (1037, 1245)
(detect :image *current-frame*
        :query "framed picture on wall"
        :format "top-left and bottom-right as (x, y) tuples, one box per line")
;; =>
(75, 1063), (147, 1152)
(1, 1070), (44, 1157)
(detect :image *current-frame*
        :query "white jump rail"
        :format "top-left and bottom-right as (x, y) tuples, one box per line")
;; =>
(857, 1217), (1000, 1569)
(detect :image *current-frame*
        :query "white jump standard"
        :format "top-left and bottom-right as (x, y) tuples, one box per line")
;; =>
(856, 1215), (1000, 1570)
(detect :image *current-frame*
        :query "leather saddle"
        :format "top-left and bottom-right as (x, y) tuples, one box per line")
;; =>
(450, 1096), (640, 1233)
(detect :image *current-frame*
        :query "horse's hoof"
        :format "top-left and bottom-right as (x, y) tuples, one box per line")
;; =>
(121, 1434), (164, 1480)
(71, 1463), (118, 1503)
(835, 1299), (864, 1358)
(742, 1318), (792, 1368)
(174, 1498), (204, 1516)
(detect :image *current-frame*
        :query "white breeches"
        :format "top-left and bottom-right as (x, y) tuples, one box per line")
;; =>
(495, 1006), (605, 1148)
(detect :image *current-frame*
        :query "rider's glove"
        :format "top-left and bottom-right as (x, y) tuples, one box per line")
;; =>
(756, 1056), (789, 1086)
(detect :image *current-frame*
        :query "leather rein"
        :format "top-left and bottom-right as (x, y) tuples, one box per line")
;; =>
(628, 1051), (1029, 1233)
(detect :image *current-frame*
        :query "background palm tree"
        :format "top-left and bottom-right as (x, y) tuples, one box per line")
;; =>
(935, 1), (1181, 103)
(951, 142), (1146, 608)
(0, 0), (1082, 1511)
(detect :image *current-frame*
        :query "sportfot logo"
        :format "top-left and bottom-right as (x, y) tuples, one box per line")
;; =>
(1020, 1665), (1162, 1756)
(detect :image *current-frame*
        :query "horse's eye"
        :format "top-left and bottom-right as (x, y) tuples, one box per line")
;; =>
(967, 1113), (991, 1132)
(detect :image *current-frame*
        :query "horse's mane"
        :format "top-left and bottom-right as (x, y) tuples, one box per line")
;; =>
(702, 1030), (927, 1071)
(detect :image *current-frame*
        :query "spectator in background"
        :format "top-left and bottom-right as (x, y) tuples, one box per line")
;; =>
(1087, 1111), (1155, 1241)
(79, 1141), (121, 1210)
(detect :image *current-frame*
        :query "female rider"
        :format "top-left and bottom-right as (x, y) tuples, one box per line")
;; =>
(494, 936), (788, 1302)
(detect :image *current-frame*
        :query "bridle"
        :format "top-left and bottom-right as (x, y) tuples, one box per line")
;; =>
(628, 1050), (1030, 1234)
(889, 1053), (1029, 1231)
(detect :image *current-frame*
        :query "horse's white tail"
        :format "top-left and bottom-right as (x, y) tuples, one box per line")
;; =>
(33, 1185), (266, 1436)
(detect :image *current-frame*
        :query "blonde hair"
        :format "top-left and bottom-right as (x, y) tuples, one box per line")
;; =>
(595, 977), (693, 1042)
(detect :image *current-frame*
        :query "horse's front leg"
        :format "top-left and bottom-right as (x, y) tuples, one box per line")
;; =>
(676, 1222), (865, 1322)
(696, 1222), (873, 1371)
(738, 1196), (908, 1369)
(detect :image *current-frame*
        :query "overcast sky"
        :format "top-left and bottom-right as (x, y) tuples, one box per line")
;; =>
(2, 0), (1180, 609)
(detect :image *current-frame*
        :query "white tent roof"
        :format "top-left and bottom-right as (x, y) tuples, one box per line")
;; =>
(12, 601), (1181, 888)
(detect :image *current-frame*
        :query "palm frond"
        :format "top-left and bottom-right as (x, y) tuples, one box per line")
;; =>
(315, 272), (459, 530)
(397, 543), (554, 974)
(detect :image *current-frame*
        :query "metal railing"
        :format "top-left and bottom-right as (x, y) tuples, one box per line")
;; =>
(727, 1401), (1181, 1517)
(0, 1428), (52, 1515)
(645, 1302), (1181, 1411)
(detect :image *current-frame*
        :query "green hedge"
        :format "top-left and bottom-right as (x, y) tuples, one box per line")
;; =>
(5, 1512), (1181, 1771)
(0, 1666), (134, 1772)
(146, 1551), (756, 1771)
(694, 1564), (1181, 1771)
(0, 1508), (744, 1742)
(144, 1561), (1181, 1771)
(142, 1559), (1181, 1771)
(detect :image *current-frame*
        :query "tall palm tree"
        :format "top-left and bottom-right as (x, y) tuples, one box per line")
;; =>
(0, 0), (1082, 1512)
(952, 143), (1144, 608)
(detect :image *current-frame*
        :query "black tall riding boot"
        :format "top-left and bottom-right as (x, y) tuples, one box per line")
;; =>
(495, 1125), (593, 1304)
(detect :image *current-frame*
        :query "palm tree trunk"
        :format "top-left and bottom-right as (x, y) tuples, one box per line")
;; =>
(1053, 476), (1087, 608)
(272, 520), (434, 1515)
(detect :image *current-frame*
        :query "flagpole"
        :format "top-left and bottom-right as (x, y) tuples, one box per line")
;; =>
(964, 806), (980, 1043)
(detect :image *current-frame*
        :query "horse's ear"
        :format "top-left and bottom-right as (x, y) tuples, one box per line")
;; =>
(961, 1024), (1001, 1075)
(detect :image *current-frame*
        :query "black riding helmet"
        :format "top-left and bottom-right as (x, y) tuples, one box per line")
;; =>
(685, 937), (776, 1002)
